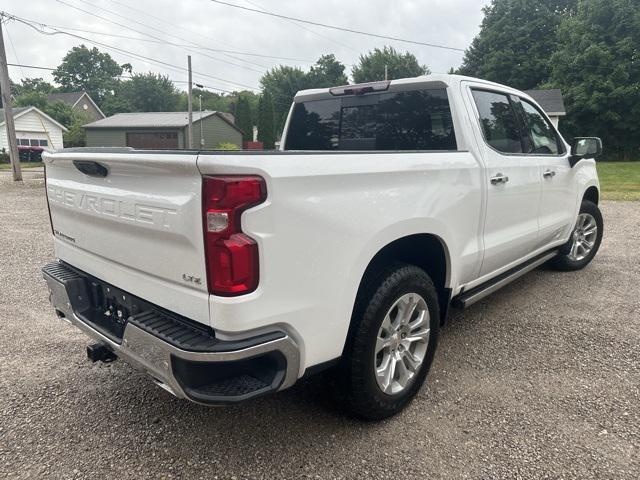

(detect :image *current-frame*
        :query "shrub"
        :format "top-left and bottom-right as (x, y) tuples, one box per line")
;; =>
(215, 142), (240, 150)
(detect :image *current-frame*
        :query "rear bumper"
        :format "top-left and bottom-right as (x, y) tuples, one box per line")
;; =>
(42, 261), (300, 405)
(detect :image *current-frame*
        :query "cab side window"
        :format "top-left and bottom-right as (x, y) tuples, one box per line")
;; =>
(517, 98), (563, 155)
(472, 90), (523, 154)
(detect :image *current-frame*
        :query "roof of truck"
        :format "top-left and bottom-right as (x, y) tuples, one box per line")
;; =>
(293, 74), (532, 103)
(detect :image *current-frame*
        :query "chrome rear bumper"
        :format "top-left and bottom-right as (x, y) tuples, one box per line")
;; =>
(42, 261), (300, 405)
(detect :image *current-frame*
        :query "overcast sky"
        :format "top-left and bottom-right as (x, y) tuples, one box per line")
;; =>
(5, 0), (490, 94)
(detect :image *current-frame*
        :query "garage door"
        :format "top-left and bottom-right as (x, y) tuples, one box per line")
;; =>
(126, 132), (179, 149)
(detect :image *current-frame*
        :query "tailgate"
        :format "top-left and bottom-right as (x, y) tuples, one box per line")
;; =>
(43, 149), (210, 326)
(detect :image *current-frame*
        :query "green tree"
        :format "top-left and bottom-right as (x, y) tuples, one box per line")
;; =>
(114, 73), (180, 112)
(13, 78), (54, 96)
(306, 54), (348, 87)
(458, 0), (577, 89)
(53, 45), (124, 103)
(260, 65), (307, 135)
(235, 95), (252, 142)
(257, 90), (276, 149)
(549, 0), (640, 160)
(63, 112), (90, 147)
(351, 46), (429, 84)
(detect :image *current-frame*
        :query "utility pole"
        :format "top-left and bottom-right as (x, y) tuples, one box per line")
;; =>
(384, 65), (388, 81)
(0, 17), (22, 181)
(187, 55), (193, 149)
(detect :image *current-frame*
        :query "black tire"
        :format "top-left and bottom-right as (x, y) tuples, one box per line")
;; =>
(550, 200), (603, 271)
(335, 262), (440, 420)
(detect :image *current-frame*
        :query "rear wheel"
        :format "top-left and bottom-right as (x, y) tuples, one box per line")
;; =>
(336, 263), (439, 420)
(550, 200), (603, 271)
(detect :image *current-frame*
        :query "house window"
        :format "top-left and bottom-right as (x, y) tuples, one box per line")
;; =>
(18, 139), (30, 146)
(39, 140), (48, 147)
(30, 139), (39, 146)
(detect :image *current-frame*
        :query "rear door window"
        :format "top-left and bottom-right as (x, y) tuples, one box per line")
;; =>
(285, 89), (457, 151)
(471, 90), (523, 154)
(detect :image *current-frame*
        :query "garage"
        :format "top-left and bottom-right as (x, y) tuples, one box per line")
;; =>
(126, 131), (179, 149)
(83, 111), (243, 150)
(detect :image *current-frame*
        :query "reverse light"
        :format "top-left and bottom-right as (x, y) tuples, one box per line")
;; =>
(202, 175), (267, 296)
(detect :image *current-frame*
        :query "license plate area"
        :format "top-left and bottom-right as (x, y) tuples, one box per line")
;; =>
(62, 266), (154, 343)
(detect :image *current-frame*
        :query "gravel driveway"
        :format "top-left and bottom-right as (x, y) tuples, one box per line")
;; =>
(1, 175), (638, 479)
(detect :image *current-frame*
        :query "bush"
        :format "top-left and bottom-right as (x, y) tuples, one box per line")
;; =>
(215, 142), (240, 150)
(0, 150), (9, 164)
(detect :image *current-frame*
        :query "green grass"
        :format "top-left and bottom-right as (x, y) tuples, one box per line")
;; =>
(0, 162), (43, 171)
(597, 162), (640, 201)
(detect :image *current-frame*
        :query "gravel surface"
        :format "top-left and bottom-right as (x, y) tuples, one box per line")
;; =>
(1, 174), (638, 479)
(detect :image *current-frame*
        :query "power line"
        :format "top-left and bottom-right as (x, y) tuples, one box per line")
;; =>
(6, 62), (236, 93)
(4, 23), (25, 78)
(48, 22), (318, 64)
(209, 0), (466, 53)
(5, 13), (258, 92)
(56, 0), (265, 74)
(242, 0), (358, 55)
(109, 0), (300, 67)
(106, 0), (270, 70)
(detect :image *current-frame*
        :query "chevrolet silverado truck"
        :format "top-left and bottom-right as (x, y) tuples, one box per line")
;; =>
(42, 75), (603, 420)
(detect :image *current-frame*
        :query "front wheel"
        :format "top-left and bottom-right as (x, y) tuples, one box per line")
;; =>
(335, 263), (439, 420)
(550, 200), (603, 271)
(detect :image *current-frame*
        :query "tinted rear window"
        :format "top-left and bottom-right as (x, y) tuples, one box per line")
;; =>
(284, 89), (457, 151)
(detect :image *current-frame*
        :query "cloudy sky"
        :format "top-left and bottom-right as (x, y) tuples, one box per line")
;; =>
(5, 0), (490, 93)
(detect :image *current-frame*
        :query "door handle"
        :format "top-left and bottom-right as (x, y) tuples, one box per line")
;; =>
(490, 173), (509, 185)
(543, 170), (556, 179)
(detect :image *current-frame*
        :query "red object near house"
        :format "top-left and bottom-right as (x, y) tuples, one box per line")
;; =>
(242, 141), (264, 150)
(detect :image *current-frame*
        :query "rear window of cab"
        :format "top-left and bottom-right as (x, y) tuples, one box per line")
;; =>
(285, 88), (457, 151)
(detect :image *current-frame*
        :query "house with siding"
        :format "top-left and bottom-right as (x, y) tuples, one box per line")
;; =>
(46, 91), (105, 123)
(524, 89), (566, 128)
(0, 106), (67, 157)
(83, 111), (243, 149)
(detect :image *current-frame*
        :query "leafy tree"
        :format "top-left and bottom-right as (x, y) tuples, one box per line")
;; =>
(100, 91), (133, 117)
(257, 90), (276, 149)
(260, 65), (308, 135)
(306, 54), (348, 87)
(458, 0), (577, 89)
(13, 78), (54, 96)
(235, 94), (253, 141)
(114, 73), (180, 112)
(549, 0), (640, 160)
(351, 46), (429, 83)
(63, 113), (90, 147)
(53, 45), (124, 103)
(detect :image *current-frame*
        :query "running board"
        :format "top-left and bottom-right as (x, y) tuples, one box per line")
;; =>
(452, 250), (558, 309)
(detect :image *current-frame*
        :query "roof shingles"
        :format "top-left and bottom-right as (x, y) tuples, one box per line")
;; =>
(524, 89), (566, 115)
(83, 111), (220, 128)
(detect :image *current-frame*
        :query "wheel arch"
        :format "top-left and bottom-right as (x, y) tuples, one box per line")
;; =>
(349, 233), (452, 336)
(583, 185), (599, 205)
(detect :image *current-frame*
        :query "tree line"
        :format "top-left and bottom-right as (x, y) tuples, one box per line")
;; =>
(458, 0), (639, 161)
(8, 0), (638, 158)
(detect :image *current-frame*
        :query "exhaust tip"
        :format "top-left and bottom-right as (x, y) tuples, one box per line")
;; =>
(86, 342), (117, 363)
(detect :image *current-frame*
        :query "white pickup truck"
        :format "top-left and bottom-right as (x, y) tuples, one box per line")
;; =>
(42, 74), (603, 419)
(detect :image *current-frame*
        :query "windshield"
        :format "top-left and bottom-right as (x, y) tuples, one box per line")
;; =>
(284, 88), (457, 151)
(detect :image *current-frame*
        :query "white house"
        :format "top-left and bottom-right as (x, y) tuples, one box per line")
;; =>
(0, 106), (68, 152)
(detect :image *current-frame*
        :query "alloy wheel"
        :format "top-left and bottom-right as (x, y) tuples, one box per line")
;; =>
(374, 293), (430, 395)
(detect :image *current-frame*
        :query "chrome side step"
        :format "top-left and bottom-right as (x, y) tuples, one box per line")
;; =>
(452, 250), (558, 309)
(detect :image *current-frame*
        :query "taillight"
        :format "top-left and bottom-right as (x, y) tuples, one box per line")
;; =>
(202, 175), (267, 296)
